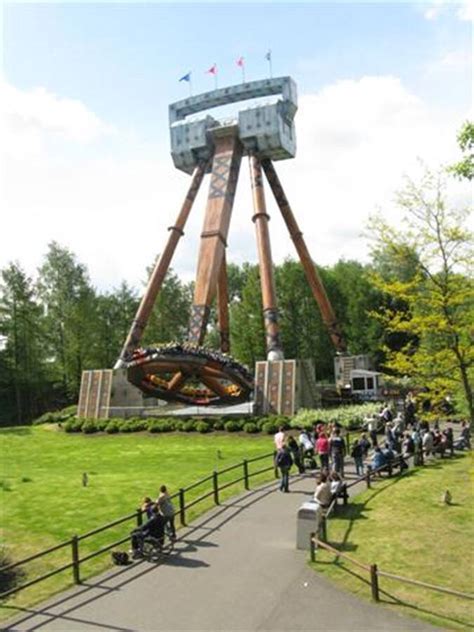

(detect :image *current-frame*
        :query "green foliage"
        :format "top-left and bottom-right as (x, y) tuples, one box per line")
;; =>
(33, 406), (77, 425)
(369, 168), (474, 423)
(224, 420), (241, 432)
(448, 120), (474, 181)
(82, 419), (99, 434)
(261, 421), (278, 435)
(64, 418), (84, 433)
(147, 418), (175, 433)
(176, 420), (195, 432)
(195, 421), (212, 433)
(105, 420), (120, 434)
(243, 422), (259, 433)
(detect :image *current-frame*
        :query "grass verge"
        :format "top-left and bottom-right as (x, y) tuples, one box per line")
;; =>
(310, 453), (474, 630)
(0, 425), (277, 620)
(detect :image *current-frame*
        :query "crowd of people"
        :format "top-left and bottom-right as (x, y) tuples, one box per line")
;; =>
(130, 485), (177, 559)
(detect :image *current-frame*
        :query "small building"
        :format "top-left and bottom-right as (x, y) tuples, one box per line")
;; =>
(349, 369), (383, 401)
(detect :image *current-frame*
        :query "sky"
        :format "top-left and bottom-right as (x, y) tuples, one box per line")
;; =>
(1, 0), (472, 292)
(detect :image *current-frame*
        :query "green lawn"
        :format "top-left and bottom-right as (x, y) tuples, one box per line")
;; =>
(311, 453), (474, 630)
(0, 425), (276, 618)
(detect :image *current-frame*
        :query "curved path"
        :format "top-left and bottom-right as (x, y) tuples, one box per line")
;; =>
(7, 470), (436, 631)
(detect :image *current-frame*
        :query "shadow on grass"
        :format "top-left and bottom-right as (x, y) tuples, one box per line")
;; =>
(315, 560), (472, 629)
(0, 427), (32, 436)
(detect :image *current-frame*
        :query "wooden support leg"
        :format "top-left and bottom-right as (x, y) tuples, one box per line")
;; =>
(188, 132), (242, 345)
(249, 154), (283, 361)
(261, 159), (347, 353)
(115, 159), (209, 367)
(217, 251), (230, 353)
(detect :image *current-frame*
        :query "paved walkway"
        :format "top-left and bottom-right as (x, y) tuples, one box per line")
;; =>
(6, 466), (436, 632)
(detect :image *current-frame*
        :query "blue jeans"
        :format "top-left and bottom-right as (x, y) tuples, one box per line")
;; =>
(354, 456), (364, 476)
(279, 466), (290, 492)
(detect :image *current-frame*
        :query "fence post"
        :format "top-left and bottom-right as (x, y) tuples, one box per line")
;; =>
(71, 535), (80, 585)
(366, 466), (372, 489)
(243, 459), (250, 490)
(213, 471), (219, 505)
(310, 532), (316, 563)
(370, 564), (380, 602)
(179, 488), (186, 526)
(136, 508), (143, 527)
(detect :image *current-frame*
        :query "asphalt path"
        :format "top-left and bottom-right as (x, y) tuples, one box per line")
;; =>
(5, 463), (437, 632)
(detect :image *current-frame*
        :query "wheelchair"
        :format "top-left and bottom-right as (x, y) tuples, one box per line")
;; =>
(137, 526), (175, 562)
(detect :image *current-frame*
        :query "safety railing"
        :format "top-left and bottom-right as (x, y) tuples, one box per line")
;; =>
(0, 450), (277, 599)
(309, 536), (474, 603)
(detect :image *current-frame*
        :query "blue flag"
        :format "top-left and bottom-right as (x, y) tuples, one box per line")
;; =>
(179, 72), (191, 82)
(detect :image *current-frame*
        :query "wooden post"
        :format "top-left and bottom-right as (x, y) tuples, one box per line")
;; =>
(261, 159), (346, 353)
(179, 488), (186, 526)
(370, 564), (380, 602)
(243, 459), (250, 490)
(249, 154), (283, 360)
(213, 471), (219, 505)
(188, 132), (242, 345)
(310, 532), (316, 563)
(71, 535), (80, 585)
(115, 159), (209, 366)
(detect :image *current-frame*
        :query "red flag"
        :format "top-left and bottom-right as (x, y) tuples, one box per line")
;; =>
(236, 56), (244, 67)
(206, 64), (217, 75)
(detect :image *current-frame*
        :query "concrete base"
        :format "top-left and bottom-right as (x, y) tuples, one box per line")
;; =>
(77, 368), (166, 419)
(254, 359), (321, 416)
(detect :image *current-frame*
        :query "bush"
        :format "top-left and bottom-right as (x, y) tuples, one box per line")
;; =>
(224, 420), (240, 432)
(177, 420), (195, 432)
(212, 418), (225, 431)
(96, 419), (109, 432)
(261, 421), (278, 435)
(64, 418), (84, 433)
(33, 405), (78, 425)
(243, 422), (259, 434)
(105, 421), (120, 434)
(82, 420), (99, 434)
(148, 419), (175, 433)
(195, 421), (211, 433)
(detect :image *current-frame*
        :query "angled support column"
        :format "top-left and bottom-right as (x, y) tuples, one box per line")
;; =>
(249, 154), (284, 361)
(188, 130), (242, 345)
(115, 159), (209, 367)
(261, 159), (346, 352)
(216, 251), (230, 353)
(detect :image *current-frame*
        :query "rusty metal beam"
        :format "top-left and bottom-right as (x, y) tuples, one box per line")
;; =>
(249, 154), (284, 360)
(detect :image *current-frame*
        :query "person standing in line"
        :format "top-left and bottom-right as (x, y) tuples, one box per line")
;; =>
(313, 472), (332, 538)
(315, 431), (330, 471)
(275, 445), (293, 493)
(350, 438), (364, 476)
(287, 435), (304, 474)
(330, 428), (346, 476)
(274, 426), (285, 451)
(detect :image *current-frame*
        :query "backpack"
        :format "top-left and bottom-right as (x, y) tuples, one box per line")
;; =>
(111, 551), (130, 566)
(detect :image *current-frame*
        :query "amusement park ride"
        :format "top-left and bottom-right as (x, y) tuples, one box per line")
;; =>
(78, 77), (373, 419)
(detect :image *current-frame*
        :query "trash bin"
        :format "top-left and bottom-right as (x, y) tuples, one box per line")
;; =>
(296, 501), (318, 550)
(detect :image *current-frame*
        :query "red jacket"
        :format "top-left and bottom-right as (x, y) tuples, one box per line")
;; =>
(316, 436), (329, 454)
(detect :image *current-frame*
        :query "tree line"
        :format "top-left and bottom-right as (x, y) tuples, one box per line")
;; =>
(1, 129), (472, 426)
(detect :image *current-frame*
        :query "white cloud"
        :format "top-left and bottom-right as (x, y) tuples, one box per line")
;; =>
(1, 76), (469, 293)
(1, 81), (114, 159)
(422, 0), (474, 21)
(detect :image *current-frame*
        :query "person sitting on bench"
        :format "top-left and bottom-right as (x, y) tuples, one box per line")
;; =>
(130, 504), (166, 559)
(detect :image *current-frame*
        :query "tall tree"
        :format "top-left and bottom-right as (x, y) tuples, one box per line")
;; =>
(449, 120), (474, 181)
(0, 263), (47, 423)
(37, 242), (97, 400)
(370, 169), (473, 421)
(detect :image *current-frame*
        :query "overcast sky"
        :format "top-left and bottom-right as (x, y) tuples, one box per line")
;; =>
(1, 1), (472, 292)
